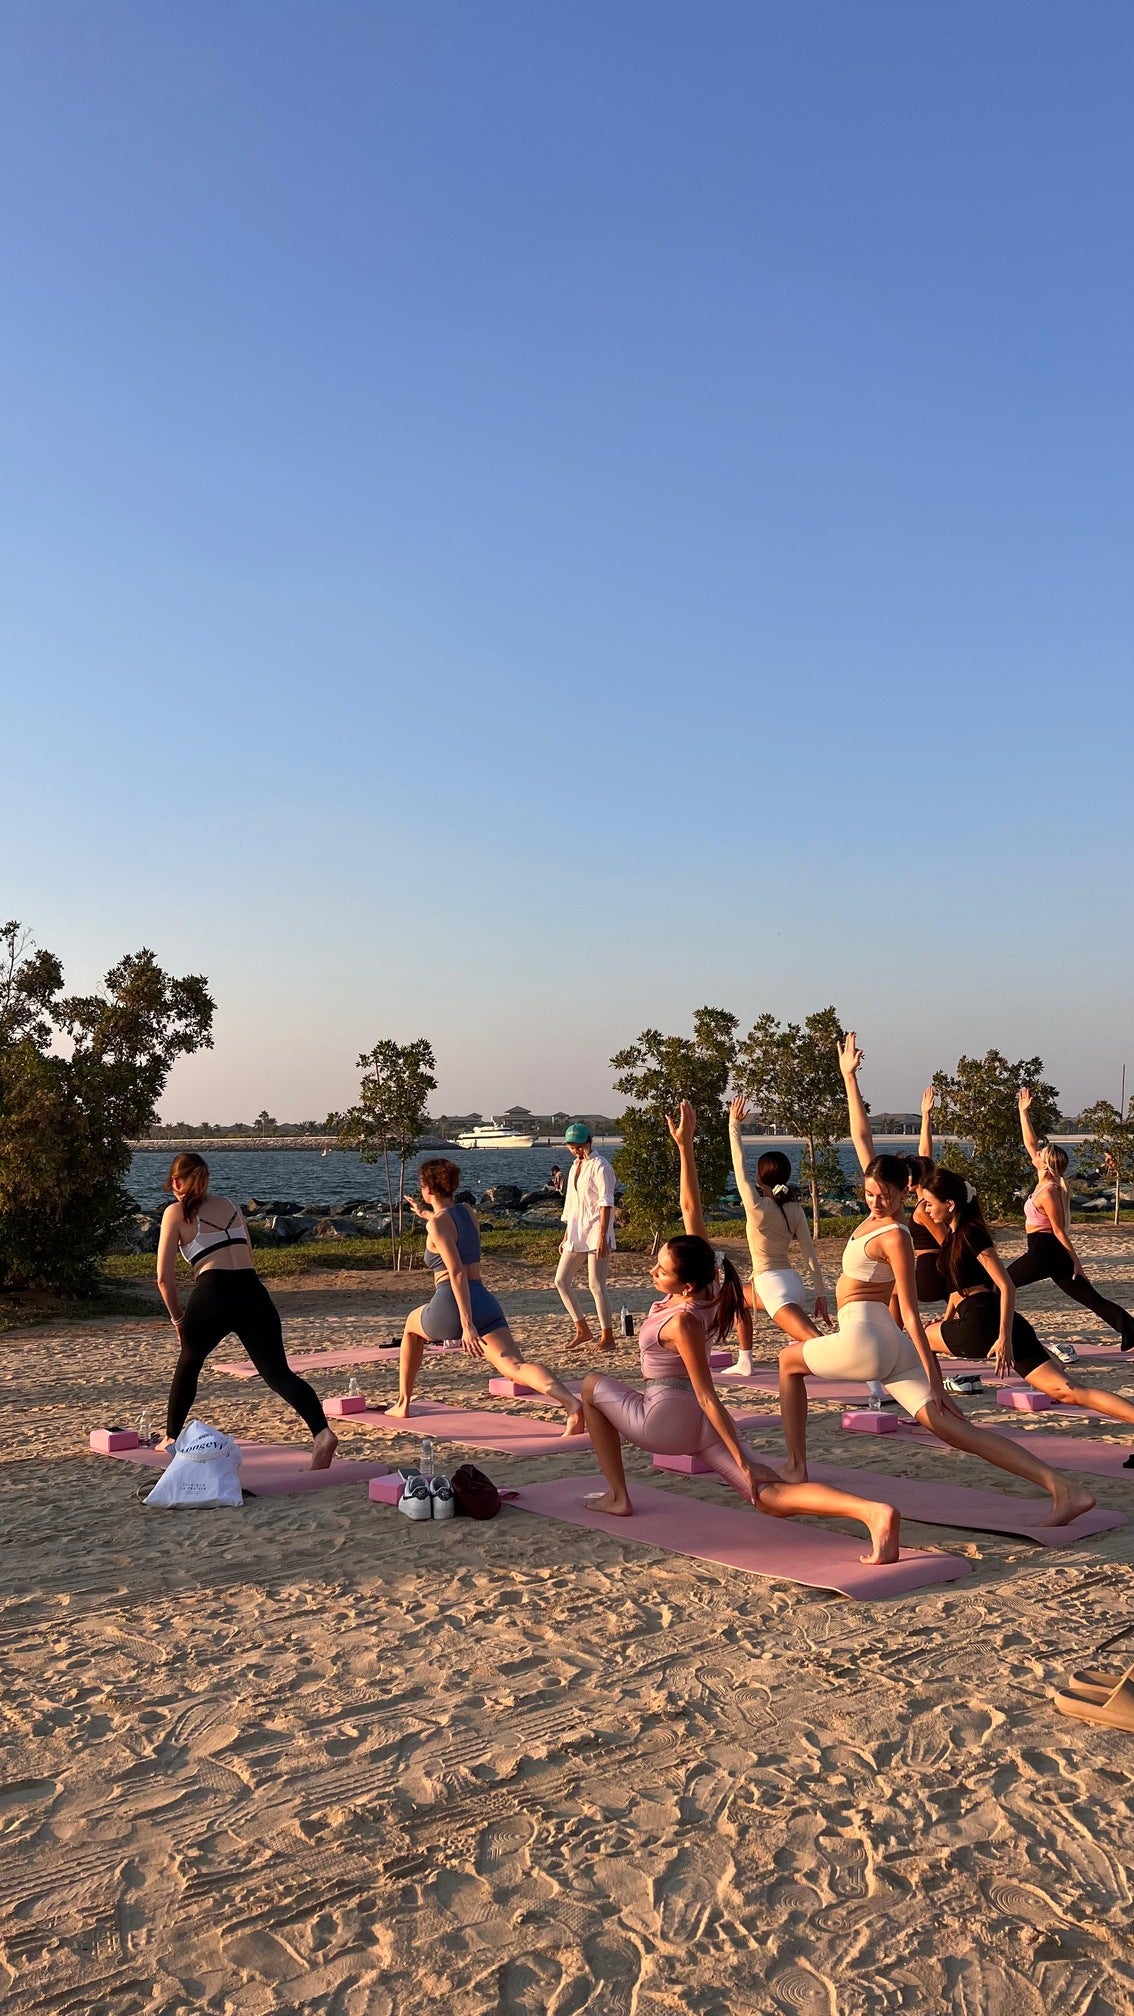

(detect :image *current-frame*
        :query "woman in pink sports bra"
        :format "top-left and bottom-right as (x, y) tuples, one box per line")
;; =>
(579, 1103), (905, 1565)
(1011, 1090), (1134, 1349)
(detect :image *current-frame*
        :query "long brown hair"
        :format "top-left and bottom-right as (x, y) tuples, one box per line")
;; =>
(166, 1152), (210, 1224)
(665, 1234), (745, 1344)
(923, 1166), (991, 1294)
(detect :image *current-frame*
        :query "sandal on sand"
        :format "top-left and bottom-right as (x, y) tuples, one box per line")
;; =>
(1053, 1672), (1134, 1731)
(1064, 1663), (1134, 1702)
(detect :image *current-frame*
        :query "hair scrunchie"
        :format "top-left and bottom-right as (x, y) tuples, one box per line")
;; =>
(772, 1183), (790, 1199)
(964, 1181), (975, 1203)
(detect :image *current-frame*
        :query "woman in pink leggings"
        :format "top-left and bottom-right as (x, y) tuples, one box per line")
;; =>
(580, 1103), (903, 1564)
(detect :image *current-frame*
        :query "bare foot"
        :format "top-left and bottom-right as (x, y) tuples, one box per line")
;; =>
(1045, 1480), (1095, 1527)
(597, 1330), (616, 1351)
(779, 1460), (809, 1484)
(311, 1428), (338, 1471)
(567, 1325), (593, 1350)
(861, 1504), (901, 1564)
(386, 1398), (413, 1419)
(584, 1489), (633, 1516)
(562, 1407), (586, 1437)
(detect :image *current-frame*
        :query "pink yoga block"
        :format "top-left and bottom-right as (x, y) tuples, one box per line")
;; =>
(368, 1474), (405, 1506)
(325, 1394), (368, 1417)
(997, 1387), (1053, 1412)
(90, 1427), (140, 1452)
(489, 1376), (535, 1398)
(708, 1349), (731, 1369)
(653, 1452), (713, 1476)
(841, 1410), (916, 1436)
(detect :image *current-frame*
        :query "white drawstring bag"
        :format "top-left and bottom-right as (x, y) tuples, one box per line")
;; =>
(144, 1420), (244, 1509)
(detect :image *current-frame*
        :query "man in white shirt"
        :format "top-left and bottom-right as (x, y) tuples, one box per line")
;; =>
(555, 1123), (616, 1349)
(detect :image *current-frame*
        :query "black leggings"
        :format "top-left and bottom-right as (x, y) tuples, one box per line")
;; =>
(1008, 1233), (1134, 1339)
(939, 1289), (1047, 1377)
(167, 1270), (329, 1440)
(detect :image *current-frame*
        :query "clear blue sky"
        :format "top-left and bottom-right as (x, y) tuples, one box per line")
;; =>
(3, 3), (1132, 1121)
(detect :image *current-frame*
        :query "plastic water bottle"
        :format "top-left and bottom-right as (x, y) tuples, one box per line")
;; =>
(420, 1436), (434, 1480)
(138, 1407), (152, 1447)
(347, 1375), (360, 1399)
(619, 1306), (633, 1338)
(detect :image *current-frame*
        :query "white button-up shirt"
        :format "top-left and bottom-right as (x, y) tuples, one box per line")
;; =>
(561, 1152), (617, 1254)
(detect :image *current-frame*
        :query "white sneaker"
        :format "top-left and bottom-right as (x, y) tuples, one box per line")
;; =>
(398, 1471), (432, 1521)
(1047, 1340), (1078, 1366)
(429, 1474), (455, 1520)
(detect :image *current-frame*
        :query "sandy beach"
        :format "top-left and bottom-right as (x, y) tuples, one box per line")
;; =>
(2, 1227), (1133, 2014)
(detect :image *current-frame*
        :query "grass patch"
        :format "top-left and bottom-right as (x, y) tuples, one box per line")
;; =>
(0, 1286), (156, 1333)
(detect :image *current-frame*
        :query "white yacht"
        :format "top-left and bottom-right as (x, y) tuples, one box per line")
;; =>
(454, 1117), (537, 1150)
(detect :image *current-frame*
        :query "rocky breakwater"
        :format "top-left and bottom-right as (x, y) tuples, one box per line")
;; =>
(109, 1186), (572, 1254)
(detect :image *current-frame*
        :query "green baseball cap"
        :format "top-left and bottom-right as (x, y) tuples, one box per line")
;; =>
(564, 1122), (592, 1145)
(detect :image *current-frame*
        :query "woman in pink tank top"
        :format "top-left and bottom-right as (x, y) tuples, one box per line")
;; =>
(579, 1103), (905, 1565)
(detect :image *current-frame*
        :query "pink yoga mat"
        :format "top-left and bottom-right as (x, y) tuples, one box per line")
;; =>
(95, 1440), (392, 1497)
(892, 1422), (1134, 1482)
(803, 1461), (1124, 1547)
(214, 1343), (461, 1378)
(511, 1474), (971, 1599)
(347, 1400), (594, 1457)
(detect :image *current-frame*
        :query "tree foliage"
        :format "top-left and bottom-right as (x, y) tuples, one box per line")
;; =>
(931, 1050), (1060, 1217)
(0, 922), (215, 1292)
(611, 1008), (738, 1244)
(1076, 1096), (1134, 1223)
(734, 1006), (849, 1233)
(330, 1037), (438, 1266)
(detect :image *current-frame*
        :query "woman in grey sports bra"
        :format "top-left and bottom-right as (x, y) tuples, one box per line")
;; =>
(773, 1035), (1096, 1527)
(387, 1158), (583, 1432)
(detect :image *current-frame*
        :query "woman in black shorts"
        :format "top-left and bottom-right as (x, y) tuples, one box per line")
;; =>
(157, 1154), (338, 1466)
(919, 1168), (1134, 1427)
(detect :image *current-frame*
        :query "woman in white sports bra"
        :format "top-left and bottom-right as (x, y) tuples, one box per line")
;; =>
(157, 1153), (338, 1468)
(727, 1098), (829, 1371)
(775, 1037), (1096, 1526)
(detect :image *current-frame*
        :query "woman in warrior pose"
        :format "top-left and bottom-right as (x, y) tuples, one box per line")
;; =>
(774, 1039), (1095, 1525)
(842, 1071), (946, 1400)
(389, 1159), (583, 1431)
(727, 1098), (830, 1375)
(157, 1155), (338, 1466)
(918, 1167), (1134, 1426)
(579, 1103), (904, 1564)
(1010, 1090), (1134, 1350)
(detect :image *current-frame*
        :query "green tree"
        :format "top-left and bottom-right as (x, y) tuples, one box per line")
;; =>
(330, 1037), (438, 1267)
(931, 1050), (1061, 1217)
(254, 1109), (277, 1134)
(611, 1008), (738, 1247)
(733, 1006), (849, 1234)
(1075, 1095), (1134, 1225)
(0, 922), (215, 1292)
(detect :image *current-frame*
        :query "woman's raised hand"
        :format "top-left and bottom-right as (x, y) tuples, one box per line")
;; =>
(729, 1094), (750, 1127)
(1017, 1086), (1033, 1113)
(838, 1031), (864, 1080)
(666, 1099), (697, 1145)
(920, 1085), (936, 1117)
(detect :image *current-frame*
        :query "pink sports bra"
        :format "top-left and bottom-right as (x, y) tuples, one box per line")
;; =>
(1024, 1190), (1053, 1233)
(840, 1220), (910, 1285)
(637, 1294), (716, 1380)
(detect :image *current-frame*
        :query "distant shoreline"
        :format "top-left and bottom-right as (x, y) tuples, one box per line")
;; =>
(129, 1132), (1091, 1153)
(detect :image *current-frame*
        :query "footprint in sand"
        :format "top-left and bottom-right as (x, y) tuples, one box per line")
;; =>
(770, 1962), (837, 2013)
(475, 1815), (535, 1878)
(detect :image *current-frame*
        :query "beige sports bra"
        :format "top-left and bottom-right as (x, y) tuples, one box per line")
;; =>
(841, 1220), (910, 1285)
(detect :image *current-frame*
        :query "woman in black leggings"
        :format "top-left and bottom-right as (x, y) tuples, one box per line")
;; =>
(1012, 1091), (1134, 1351)
(156, 1154), (337, 1466)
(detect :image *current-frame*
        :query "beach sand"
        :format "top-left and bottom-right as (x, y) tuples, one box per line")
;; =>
(1, 1229), (1133, 2013)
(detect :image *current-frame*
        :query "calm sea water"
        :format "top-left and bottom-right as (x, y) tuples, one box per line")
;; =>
(124, 1138), (1031, 1212)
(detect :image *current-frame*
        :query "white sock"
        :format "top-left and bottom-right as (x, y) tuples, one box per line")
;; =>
(734, 1350), (753, 1375)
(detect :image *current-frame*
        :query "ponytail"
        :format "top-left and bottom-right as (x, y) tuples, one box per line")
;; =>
(712, 1255), (746, 1345)
(923, 1166), (992, 1294)
(166, 1152), (209, 1224)
(663, 1236), (745, 1345)
(757, 1151), (799, 1229)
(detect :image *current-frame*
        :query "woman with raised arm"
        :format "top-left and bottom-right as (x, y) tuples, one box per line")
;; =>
(388, 1159), (583, 1431)
(157, 1154), (338, 1467)
(1010, 1090), (1134, 1350)
(727, 1097), (829, 1376)
(774, 1038), (1095, 1525)
(578, 1103), (904, 1564)
(917, 1167), (1134, 1425)
(842, 1056), (946, 1402)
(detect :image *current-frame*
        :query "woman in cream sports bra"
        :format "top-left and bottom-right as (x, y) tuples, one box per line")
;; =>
(579, 1104), (903, 1563)
(774, 1038), (1095, 1525)
(1011, 1090), (1134, 1350)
